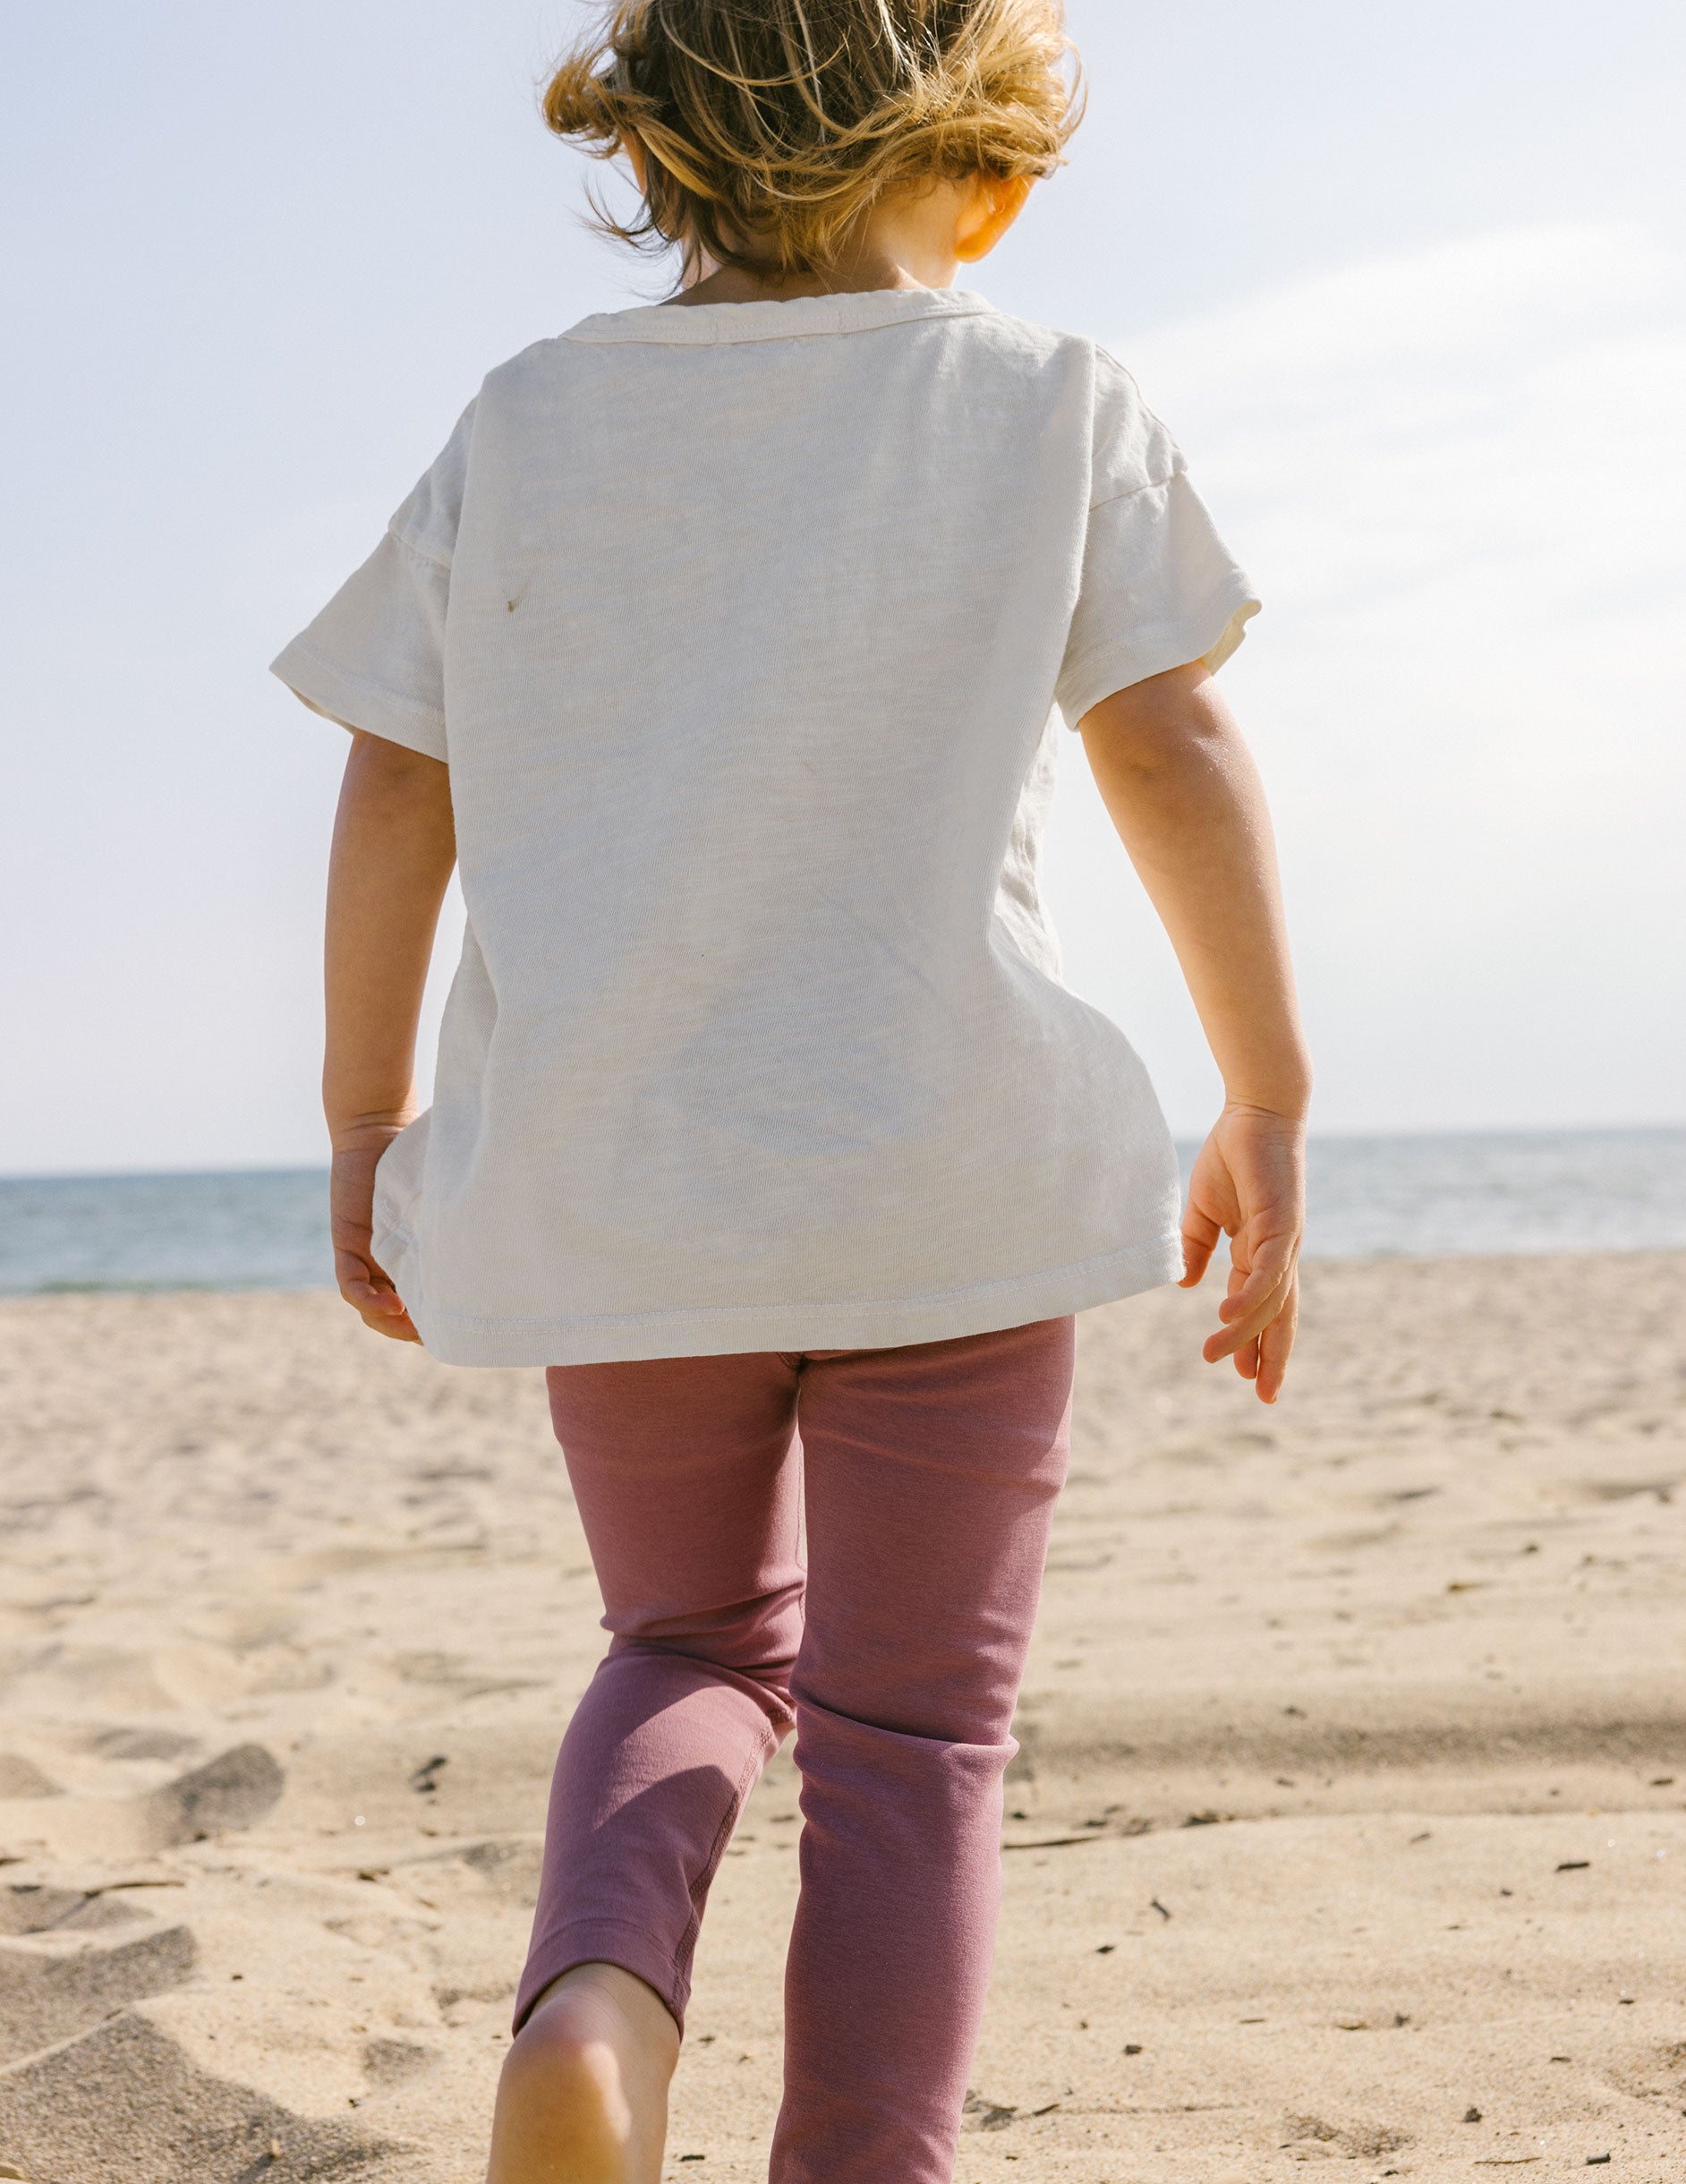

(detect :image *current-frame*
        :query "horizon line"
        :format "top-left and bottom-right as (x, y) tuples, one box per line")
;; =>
(4, 1119), (1684, 1189)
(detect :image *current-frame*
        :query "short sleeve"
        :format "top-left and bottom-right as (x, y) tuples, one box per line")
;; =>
(269, 400), (476, 763)
(1054, 354), (1260, 729)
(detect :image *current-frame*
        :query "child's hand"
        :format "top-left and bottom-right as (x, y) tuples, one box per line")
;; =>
(331, 1134), (421, 1344)
(1178, 1105), (1306, 1403)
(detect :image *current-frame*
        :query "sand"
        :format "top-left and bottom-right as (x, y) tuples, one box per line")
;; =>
(0, 1251), (1682, 2182)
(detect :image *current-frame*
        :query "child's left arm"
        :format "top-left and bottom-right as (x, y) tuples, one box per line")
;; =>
(1080, 662), (1311, 1402)
(322, 730), (457, 1342)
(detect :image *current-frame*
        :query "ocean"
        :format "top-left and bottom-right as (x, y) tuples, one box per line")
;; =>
(0, 1129), (1681, 1298)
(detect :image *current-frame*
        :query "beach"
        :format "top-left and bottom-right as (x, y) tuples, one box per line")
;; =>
(1, 1251), (1682, 2182)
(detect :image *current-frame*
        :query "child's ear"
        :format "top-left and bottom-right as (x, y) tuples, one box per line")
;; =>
(954, 175), (1033, 265)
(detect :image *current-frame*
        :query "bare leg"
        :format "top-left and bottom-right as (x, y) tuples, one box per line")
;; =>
(486, 1963), (680, 2184)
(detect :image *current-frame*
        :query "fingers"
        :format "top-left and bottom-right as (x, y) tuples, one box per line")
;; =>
(1178, 1199), (1223, 1289)
(336, 1275), (416, 1336)
(369, 1311), (422, 1344)
(1254, 1278), (1299, 1404)
(1185, 1108), (1307, 1397)
(1213, 1228), (1295, 1325)
(349, 1293), (422, 1342)
(1202, 1252), (1293, 1365)
(1207, 1268), (1299, 1403)
(336, 1252), (422, 1344)
(346, 1291), (422, 1342)
(1201, 1225), (1299, 1406)
(337, 1267), (406, 1318)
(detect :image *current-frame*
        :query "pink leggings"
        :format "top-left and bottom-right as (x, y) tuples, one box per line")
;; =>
(515, 1318), (1075, 2183)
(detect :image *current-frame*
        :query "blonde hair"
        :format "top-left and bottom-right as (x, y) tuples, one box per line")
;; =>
(542, 0), (1081, 280)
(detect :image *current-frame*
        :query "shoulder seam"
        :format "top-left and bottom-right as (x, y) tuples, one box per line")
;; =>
(1091, 341), (1182, 466)
(1090, 466), (1180, 516)
(387, 523), (452, 575)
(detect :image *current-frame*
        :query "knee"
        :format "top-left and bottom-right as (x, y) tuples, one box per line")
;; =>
(608, 1580), (805, 1685)
(790, 1659), (1017, 1752)
(794, 1611), (1029, 1746)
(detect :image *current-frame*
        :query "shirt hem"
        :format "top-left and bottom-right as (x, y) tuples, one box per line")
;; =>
(270, 638), (450, 764)
(1058, 584), (1259, 729)
(388, 1233), (1184, 1367)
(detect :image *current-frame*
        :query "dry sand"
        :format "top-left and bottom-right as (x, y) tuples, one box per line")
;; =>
(0, 1251), (1682, 2183)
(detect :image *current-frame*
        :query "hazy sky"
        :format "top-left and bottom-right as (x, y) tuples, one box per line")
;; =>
(4, 2), (1683, 1173)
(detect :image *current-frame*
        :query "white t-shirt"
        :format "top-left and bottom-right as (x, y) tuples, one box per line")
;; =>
(274, 286), (1257, 1366)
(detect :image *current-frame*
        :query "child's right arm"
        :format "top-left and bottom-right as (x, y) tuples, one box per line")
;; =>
(323, 730), (457, 1342)
(1079, 661), (1311, 1403)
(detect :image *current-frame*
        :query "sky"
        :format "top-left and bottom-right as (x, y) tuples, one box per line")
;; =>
(3, 1), (1683, 1173)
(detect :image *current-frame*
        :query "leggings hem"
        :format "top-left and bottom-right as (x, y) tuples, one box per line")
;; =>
(513, 1915), (693, 2037)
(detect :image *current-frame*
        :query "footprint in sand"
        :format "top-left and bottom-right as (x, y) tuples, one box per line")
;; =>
(0, 1883), (148, 1937)
(362, 2035), (438, 2089)
(1283, 2113), (1414, 2160)
(0, 1744), (284, 1860)
(0, 2010), (396, 2184)
(0, 1912), (198, 2062)
(83, 1726), (200, 1764)
(0, 1758), (59, 1801)
(0, 1888), (406, 2182)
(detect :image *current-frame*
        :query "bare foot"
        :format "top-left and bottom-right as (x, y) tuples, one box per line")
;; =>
(486, 1962), (681, 2184)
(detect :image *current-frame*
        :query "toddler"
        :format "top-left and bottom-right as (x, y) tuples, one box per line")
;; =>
(274, 3), (1310, 2178)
